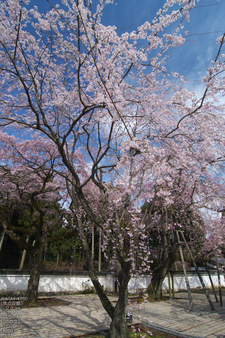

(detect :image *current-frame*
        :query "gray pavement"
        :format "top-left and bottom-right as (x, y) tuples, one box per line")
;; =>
(0, 292), (225, 338)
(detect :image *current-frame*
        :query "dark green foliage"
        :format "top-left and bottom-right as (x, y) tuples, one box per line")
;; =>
(0, 232), (22, 269)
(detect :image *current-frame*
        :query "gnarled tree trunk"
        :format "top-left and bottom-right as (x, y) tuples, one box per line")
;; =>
(73, 204), (130, 337)
(148, 238), (177, 300)
(110, 268), (130, 338)
(26, 243), (43, 304)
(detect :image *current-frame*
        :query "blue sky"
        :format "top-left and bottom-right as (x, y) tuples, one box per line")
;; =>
(24, 0), (225, 94)
(99, 0), (225, 86)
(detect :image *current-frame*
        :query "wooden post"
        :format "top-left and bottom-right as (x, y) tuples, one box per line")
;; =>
(98, 228), (101, 272)
(19, 236), (29, 270)
(180, 231), (215, 311)
(0, 230), (5, 252)
(171, 271), (175, 299)
(216, 256), (223, 307)
(92, 226), (94, 259)
(205, 263), (218, 303)
(168, 271), (172, 299)
(176, 231), (194, 311)
(19, 249), (26, 269)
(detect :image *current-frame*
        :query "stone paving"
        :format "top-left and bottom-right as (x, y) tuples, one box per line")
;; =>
(136, 292), (225, 338)
(0, 292), (225, 338)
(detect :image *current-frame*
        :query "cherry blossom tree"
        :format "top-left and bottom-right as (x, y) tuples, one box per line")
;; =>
(0, 132), (65, 303)
(0, 0), (225, 336)
(144, 200), (207, 300)
(202, 209), (225, 260)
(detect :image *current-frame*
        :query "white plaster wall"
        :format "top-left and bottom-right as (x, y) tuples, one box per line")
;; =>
(162, 273), (225, 291)
(39, 275), (92, 292)
(0, 274), (29, 292)
(0, 273), (224, 293)
(128, 276), (151, 293)
(0, 274), (115, 293)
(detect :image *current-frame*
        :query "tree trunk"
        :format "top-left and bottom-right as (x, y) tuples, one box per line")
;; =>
(69, 193), (130, 337)
(110, 269), (130, 338)
(148, 263), (168, 300)
(148, 240), (177, 300)
(26, 243), (43, 304)
(1, 211), (44, 304)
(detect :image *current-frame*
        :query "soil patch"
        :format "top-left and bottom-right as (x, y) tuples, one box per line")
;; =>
(23, 297), (71, 308)
(73, 324), (180, 338)
(127, 295), (170, 304)
(130, 324), (180, 338)
(190, 287), (225, 294)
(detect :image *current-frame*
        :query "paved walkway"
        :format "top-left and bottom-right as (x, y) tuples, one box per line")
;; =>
(0, 292), (225, 338)
(137, 292), (225, 338)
